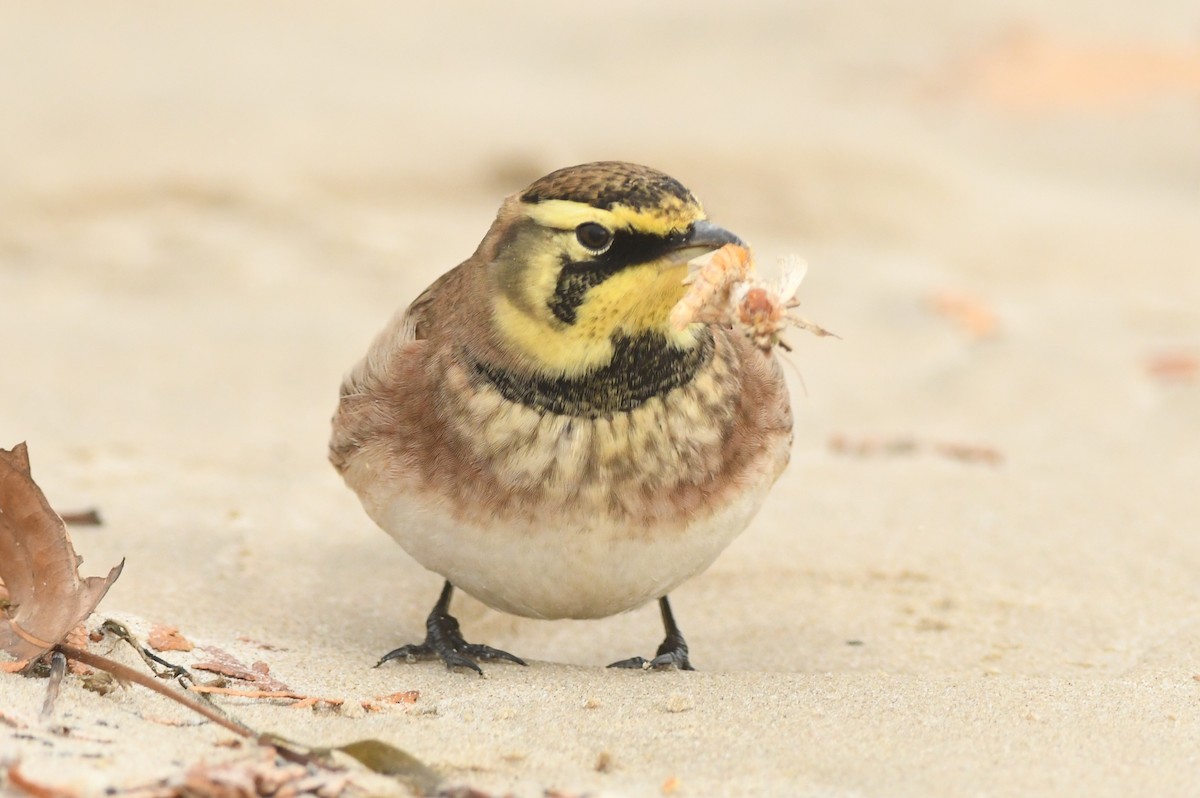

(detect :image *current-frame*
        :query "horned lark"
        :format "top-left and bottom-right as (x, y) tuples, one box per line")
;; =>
(330, 162), (792, 673)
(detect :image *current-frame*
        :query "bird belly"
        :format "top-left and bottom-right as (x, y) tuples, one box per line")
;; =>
(366, 474), (775, 620)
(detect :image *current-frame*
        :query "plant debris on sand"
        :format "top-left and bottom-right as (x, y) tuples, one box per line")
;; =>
(0, 442), (123, 666)
(1, 442), (443, 797)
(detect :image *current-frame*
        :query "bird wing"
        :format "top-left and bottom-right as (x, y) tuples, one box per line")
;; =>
(328, 267), (462, 474)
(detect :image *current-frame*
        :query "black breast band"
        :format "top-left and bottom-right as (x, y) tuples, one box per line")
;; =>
(470, 329), (714, 418)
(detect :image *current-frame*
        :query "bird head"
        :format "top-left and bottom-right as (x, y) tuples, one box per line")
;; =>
(482, 161), (744, 377)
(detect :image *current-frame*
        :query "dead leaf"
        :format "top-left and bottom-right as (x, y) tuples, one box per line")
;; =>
(0, 442), (123, 662)
(62, 626), (93, 675)
(927, 291), (999, 338)
(337, 739), (441, 794)
(147, 624), (194, 653)
(378, 690), (420, 705)
(192, 646), (290, 691)
(1146, 351), (1199, 382)
(5, 762), (78, 798)
(179, 749), (351, 798)
(289, 695), (344, 711)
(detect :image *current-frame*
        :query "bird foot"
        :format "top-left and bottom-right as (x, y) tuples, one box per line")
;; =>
(377, 583), (526, 675)
(607, 596), (695, 671)
(608, 632), (694, 671)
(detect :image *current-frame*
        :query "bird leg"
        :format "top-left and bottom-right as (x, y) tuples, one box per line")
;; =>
(377, 581), (527, 675)
(608, 596), (695, 671)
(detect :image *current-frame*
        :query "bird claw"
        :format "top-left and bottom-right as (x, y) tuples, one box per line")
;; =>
(377, 631), (526, 675)
(606, 646), (694, 672)
(606, 597), (695, 671)
(607, 655), (651, 670)
(377, 582), (527, 675)
(459, 643), (528, 666)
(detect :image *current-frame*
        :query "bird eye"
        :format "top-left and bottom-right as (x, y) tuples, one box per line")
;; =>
(575, 222), (613, 252)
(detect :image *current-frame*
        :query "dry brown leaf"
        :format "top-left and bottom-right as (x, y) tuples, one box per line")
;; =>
(927, 291), (999, 338)
(378, 690), (420, 705)
(192, 646), (290, 691)
(62, 625), (93, 675)
(0, 442), (123, 662)
(5, 762), (79, 798)
(1145, 351), (1199, 382)
(89, 748), (358, 798)
(178, 748), (351, 798)
(336, 739), (440, 793)
(147, 624), (194, 653)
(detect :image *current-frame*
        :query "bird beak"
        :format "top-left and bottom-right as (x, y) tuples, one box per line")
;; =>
(688, 220), (745, 249)
(665, 220), (746, 264)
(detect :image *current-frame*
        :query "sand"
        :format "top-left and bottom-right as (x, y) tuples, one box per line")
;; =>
(3, 1), (1200, 796)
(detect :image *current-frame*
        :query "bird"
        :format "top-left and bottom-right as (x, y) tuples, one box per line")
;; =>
(329, 161), (792, 674)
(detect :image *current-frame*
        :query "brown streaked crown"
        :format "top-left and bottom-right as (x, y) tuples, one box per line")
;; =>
(520, 161), (697, 212)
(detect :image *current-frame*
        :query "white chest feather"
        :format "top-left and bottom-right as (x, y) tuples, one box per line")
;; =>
(367, 475), (775, 620)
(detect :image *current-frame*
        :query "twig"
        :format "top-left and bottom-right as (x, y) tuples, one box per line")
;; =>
(59, 644), (323, 767)
(100, 620), (191, 679)
(30, 644), (442, 794)
(56, 645), (249, 733)
(59, 508), (103, 526)
(39, 650), (67, 720)
(187, 685), (343, 707)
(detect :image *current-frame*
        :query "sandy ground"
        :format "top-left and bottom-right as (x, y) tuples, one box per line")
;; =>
(3, 1), (1200, 796)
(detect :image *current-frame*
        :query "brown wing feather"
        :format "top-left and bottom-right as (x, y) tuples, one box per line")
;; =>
(328, 266), (464, 473)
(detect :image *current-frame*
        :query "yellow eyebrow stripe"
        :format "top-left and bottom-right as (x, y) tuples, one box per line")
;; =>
(523, 199), (705, 236)
(523, 200), (620, 230)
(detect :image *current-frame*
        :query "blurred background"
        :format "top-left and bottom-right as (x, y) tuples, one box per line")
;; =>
(3, 3), (1200, 793)
(2, 0), (1199, 670)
